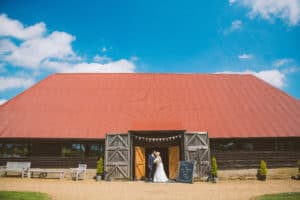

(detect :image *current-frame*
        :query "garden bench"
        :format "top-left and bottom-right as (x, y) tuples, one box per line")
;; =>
(0, 162), (31, 178)
(70, 164), (87, 181)
(30, 168), (65, 179)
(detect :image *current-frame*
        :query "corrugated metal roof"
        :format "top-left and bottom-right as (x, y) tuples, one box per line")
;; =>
(0, 73), (299, 139)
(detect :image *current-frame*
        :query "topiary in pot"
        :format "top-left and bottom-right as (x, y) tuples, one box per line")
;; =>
(292, 160), (300, 180)
(96, 156), (104, 181)
(297, 160), (300, 180)
(210, 156), (218, 183)
(257, 160), (267, 181)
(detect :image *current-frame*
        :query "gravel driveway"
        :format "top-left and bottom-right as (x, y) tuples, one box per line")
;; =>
(0, 178), (299, 200)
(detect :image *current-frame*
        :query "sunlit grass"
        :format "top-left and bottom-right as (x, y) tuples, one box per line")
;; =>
(0, 191), (50, 200)
(254, 192), (300, 200)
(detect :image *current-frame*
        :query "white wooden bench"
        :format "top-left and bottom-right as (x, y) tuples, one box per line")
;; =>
(0, 162), (31, 178)
(30, 168), (65, 179)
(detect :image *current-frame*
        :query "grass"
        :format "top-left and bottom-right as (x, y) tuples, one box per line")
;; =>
(0, 191), (50, 200)
(254, 192), (300, 200)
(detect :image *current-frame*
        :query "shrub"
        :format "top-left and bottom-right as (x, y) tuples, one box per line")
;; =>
(211, 156), (218, 178)
(96, 156), (104, 175)
(257, 160), (267, 181)
(297, 160), (300, 174)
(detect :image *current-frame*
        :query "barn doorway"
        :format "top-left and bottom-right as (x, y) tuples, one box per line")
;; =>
(104, 131), (210, 181)
(145, 147), (169, 177)
(132, 131), (184, 180)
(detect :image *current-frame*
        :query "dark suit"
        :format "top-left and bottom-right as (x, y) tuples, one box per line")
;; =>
(147, 153), (155, 180)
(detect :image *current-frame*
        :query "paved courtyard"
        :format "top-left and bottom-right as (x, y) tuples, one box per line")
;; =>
(0, 178), (299, 200)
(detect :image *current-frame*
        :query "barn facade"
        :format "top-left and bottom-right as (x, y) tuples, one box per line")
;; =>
(0, 73), (299, 180)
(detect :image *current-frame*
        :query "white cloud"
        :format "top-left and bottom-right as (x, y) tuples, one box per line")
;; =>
(229, 0), (236, 5)
(238, 54), (253, 59)
(0, 63), (6, 73)
(231, 20), (243, 30)
(252, 69), (285, 88)
(0, 39), (17, 54)
(224, 20), (243, 34)
(4, 31), (75, 69)
(282, 66), (300, 73)
(0, 14), (138, 93)
(130, 56), (139, 62)
(101, 47), (107, 52)
(231, 0), (300, 26)
(93, 54), (112, 63)
(42, 59), (136, 73)
(0, 14), (137, 74)
(0, 14), (46, 40)
(0, 99), (6, 105)
(217, 69), (285, 88)
(0, 76), (35, 91)
(273, 58), (293, 67)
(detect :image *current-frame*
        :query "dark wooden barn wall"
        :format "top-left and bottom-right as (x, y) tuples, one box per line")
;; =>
(0, 137), (299, 169)
(1, 151), (298, 169)
(0, 157), (98, 169)
(0, 139), (104, 169)
(212, 151), (300, 169)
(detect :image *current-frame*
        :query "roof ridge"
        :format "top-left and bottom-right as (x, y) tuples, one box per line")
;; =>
(53, 72), (255, 76)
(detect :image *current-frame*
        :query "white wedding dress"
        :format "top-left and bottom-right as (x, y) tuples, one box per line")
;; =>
(153, 156), (168, 183)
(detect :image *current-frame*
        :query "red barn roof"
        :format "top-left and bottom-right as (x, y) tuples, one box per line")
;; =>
(0, 73), (300, 139)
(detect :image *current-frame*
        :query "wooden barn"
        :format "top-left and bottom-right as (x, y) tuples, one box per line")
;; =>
(0, 73), (299, 180)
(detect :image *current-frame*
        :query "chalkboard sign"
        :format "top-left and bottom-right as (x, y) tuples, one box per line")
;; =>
(176, 161), (195, 183)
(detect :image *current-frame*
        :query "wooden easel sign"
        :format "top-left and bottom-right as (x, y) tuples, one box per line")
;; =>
(176, 161), (195, 183)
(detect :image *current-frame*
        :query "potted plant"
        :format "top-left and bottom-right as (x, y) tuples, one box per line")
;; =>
(292, 160), (300, 180)
(210, 156), (218, 183)
(96, 156), (104, 181)
(298, 160), (300, 179)
(257, 160), (267, 181)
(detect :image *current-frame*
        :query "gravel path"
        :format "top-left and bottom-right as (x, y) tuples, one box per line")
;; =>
(0, 178), (299, 200)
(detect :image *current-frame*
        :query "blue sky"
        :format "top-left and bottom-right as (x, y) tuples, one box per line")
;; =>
(0, 0), (300, 104)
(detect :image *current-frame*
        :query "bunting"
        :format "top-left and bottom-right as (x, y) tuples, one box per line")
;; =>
(134, 135), (182, 142)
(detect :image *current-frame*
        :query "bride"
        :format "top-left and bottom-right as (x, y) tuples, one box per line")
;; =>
(153, 151), (168, 183)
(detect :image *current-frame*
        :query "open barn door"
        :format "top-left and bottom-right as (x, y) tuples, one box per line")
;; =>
(105, 133), (131, 180)
(184, 132), (210, 178)
(168, 145), (180, 179)
(135, 146), (145, 180)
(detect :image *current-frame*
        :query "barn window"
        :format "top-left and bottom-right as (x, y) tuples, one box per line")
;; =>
(0, 143), (3, 157)
(89, 144), (104, 157)
(274, 140), (299, 151)
(61, 143), (85, 157)
(211, 141), (238, 151)
(2, 143), (30, 157)
(241, 143), (254, 151)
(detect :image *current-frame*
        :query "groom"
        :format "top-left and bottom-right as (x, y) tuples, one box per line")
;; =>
(147, 149), (157, 181)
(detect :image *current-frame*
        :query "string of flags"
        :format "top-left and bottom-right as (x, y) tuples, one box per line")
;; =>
(134, 135), (182, 142)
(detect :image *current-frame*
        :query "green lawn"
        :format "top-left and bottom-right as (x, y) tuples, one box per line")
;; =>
(0, 191), (50, 200)
(255, 192), (300, 200)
